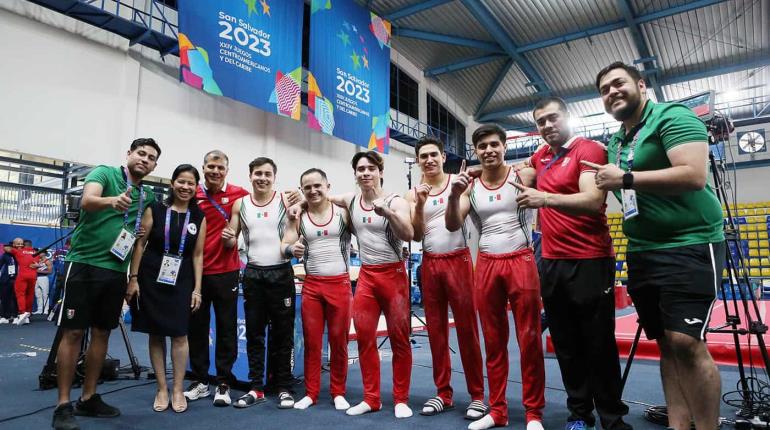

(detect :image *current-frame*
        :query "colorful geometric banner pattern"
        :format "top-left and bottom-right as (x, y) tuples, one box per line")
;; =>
(309, 0), (392, 153)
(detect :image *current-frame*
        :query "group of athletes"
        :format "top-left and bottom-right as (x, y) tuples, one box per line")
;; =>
(50, 61), (725, 430)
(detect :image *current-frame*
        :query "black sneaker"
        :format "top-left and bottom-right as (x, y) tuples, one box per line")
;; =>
(52, 403), (79, 430)
(74, 394), (120, 418)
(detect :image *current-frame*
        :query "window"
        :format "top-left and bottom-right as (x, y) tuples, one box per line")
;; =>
(390, 64), (419, 119)
(427, 94), (466, 155)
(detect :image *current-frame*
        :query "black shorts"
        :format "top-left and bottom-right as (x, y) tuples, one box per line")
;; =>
(57, 262), (127, 330)
(627, 242), (725, 341)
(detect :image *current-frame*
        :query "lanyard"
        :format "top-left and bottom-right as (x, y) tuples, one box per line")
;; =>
(536, 146), (570, 178)
(164, 207), (191, 256)
(615, 127), (642, 172)
(201, 185), (229, 221)
(122, 168), (145, 234)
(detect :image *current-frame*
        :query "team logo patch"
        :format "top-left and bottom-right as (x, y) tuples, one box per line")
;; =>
(362, 216), (372, 223)
(187, 224), (198, 235)
(562, 157), (571, 167)
(316, 230), (329, 236)
(432, 198), (444, 206)
(488, 194), (501, 202)
(66, 309), (75, 320)
(257, 212), (269, 219)
(222, 197), (229, 204)
(284, 298), (292, 307)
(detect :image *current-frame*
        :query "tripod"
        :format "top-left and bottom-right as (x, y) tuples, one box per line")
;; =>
(620, 135), (770, 426)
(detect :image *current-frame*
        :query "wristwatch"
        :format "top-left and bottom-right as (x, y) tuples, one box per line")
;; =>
(622, 172), (634, 190)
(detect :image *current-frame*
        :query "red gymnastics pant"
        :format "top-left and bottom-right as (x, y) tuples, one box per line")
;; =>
(352, 261), (412, 408)
(301, 274), (352, 402)
(14, 275), (36, 314)
(475, 248), (545, 423)
(421, 247), (484, 404)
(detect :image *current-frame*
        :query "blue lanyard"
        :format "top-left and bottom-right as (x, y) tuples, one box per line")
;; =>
(123, 168), (145, 234)
(164, 207), (191, 256)
(615, 128), (642, 172)
(201, 185), (229, 221)
(536, 146), (570, 178)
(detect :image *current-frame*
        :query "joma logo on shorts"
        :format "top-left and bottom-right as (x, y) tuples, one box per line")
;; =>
(684, 318), (703, 325)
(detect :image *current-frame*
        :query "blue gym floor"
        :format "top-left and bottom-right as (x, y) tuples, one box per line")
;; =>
(0, 311), (747, 429)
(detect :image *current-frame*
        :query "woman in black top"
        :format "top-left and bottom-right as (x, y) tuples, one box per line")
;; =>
(127, 164), (206, 413)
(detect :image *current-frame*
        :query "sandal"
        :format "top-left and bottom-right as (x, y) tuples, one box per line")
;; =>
(171, 392), (187, 413)
(420, 397), (454, 416)
(233, 390), (266, 409)
(153, 390), (169, 412)
(465, 400), (488, 420)
(277, 391), (295, 409)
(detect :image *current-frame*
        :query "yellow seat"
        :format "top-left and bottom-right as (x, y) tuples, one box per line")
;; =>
(722, 268), (728, 277)
(749, 240), (759, 249)
(745, 224), (758, 232)
(618, 246), (627, 253)
(617, 253), (625, 261)
(746, 232), (758, 240)
(622, 262), (628, 270)
(760, 240), (769, 248)
(745, 209), (756, 216)
(621, 238), (628, 245)
(761, 249), (770, 257)
(749, 249), (760, 257)
(761, 258), (770, 267)
(759, 231), (768, 239)
(615, 271), (621, 279)
(750, 258), (762, 267)
(620, 270), (627, 279)
(763, 268), (770, 277)
(750, 268), (761, 277)
(757, 208), (767, 215)
(739, 203), (748, 209)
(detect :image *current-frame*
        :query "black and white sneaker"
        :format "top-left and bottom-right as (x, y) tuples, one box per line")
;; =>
(213, 383), (231, 407)
(52, 403), (79, 430)
(73, 394), (120, 418)
(183, 382), (210, 401)
(277, 391), (295, 409)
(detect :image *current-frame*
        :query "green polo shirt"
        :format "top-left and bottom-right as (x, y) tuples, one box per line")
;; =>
(608, 100), (724, 252)
(66, 165), (156, 273)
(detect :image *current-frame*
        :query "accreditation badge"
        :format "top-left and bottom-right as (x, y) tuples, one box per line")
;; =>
(110, 228), (137, 261)
(622, 189), (639, 220)
(7, 265), (15, 276)
(157, 254), (182, 285)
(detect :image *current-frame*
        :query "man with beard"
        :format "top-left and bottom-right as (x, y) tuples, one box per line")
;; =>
(185, 150), (249, 407)
(587, 62), (724, 430)
(405, 136), (486, 420)
(514, 97), (631, 430)
(446, 125), (544, 430)
(52, 138), (160, 430)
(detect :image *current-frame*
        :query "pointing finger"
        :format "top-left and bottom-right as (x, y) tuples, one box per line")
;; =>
(580, 160), (602, 169)
(460, 159), (466, 172)
(510, 181), (527, 191)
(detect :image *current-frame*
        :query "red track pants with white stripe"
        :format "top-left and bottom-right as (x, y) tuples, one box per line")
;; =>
(14, 276), (35, 314)
(422, 247), (485, 404)
(301, 274), (352, 402)
(476, 248), (545, 424)
(352, 261), (412, 409)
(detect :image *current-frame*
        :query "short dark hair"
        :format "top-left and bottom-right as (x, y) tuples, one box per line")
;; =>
(130, 138), (162, 158)
(471, 124), (506, 146)
(415, 136), (444, 156)
(351, 151), (384, 185)
(595, 61), (642, 90)
(203, 150), (229, 165)
(351, 151), (384, 172)
(249, 157), (277, 175)
(300, 168), (327, 184)
(533, 96), (568, 118)
(165, 164), (200, 206)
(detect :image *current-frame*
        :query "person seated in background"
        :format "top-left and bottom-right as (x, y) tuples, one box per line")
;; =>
(127, 164), (206, 413)
(0, 242), (19, 324)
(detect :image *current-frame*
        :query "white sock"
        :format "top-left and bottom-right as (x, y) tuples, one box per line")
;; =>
(345, 401), (372, 416)
(293, 396), (314, 410)
(468, 415), (496, 430)
(394, 403), (412, 418)
(466, 408), (484, 419)
(333, 396), (350, 410)
(526, 420), (544, 430)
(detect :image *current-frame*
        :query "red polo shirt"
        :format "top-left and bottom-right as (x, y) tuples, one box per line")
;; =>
(530, 136), (614, 259)
(196, 183), (249, 275)
(9, 247), (40, 279)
